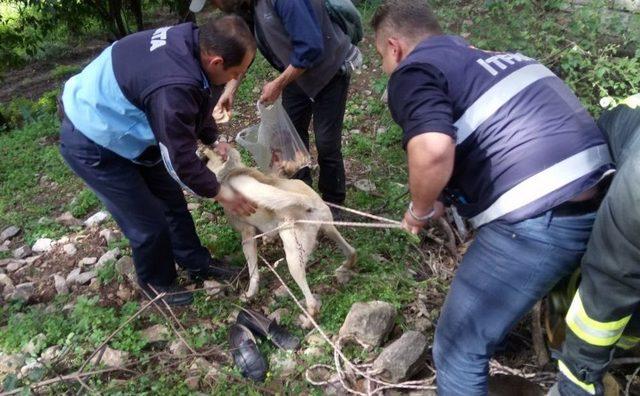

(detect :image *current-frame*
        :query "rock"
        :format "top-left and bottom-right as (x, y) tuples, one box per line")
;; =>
(0, 226), (20, 242)
(24, 255), (41, 265)
(338, 301), (397, 348)
(79, 257), (98, 267)
(169, 340), (190, 356)
(91, 347), (129, 367)
(0, 353), (25, 382)
(187, 203), (201, 211)
(8, 282), (35, 302)
(274, 284), (288, 298)
(66, 268), (81, 284)
(116, 284), (133, 300)
(324, 373), (350, 396)
(303, 346), (324, 357)
(39, 345), (62, 364)
(204, 365), (221, 382)
(0, 273), (14, 293)
(189, 357), (214, 374)
(88, 278), (100, 292)
(6, 260), (26, 273)
(56, 211), (83, 227)
(141, 324), (170, 344)
(97, 248), (121, 269)
(19, 361), (45, 382)
(22, 333), (47, 356)
(268, 308), (289, 323)
(84, 211), (110, 227)
(372, 331), (429, 383)
(488, 374), (544, 396)
(53, 275), (68, 294)
(270, 351), (297, 377)
(354, 179), (376, 192)
(376, 126), (388, 135)
(32, 238), (53, 253)
(185, 375), (200, 390)
(62, 243), (77, 256)
(99, 229), (119, 245)
(349, 129), (362, 135)
(12, 245), (31, 259)
(115, 256), (136, 283)
(57, 236), (70, 245)
(203, 280), (223, 296)
(410, 317), (434, 333)
(305, 333), (327, 347)
(0, 258), (12, 267)
(75, 271), (97, 285)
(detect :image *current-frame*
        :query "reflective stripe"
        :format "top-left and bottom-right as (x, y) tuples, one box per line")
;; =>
(159, 142), (197, 196)
(616, 335), (640, 350)
(566, 291), (630, 347)
(455, 64), (556, 144)
(558, 360), (596, 395)
(470, 144), (611, 228)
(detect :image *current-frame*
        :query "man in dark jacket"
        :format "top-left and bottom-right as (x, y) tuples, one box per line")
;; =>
(59, 16), (257, 306)
(200, 0), (362, 210)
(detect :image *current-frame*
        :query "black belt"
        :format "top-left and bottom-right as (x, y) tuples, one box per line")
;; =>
(553, 177), (612, 217)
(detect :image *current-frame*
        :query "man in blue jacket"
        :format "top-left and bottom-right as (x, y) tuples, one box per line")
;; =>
(371, 1), (613, 394)
(199, 0), (361, 213)
(60, 16), (257, 306)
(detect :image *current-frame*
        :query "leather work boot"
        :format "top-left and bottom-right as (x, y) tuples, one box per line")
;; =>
(137, 282), (194, 307)
(188, 257), (244, 282)
(237, 308), (301, 351)
(229, 324), (268, 382)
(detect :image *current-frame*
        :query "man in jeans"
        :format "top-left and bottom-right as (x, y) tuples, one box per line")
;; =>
(198, 0), (362, 211)
(550, 95), (640, 396)
(371, 1), (613, 394)
(59, 16), (257, 306)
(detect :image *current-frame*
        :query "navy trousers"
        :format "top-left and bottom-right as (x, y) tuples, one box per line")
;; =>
(59, 116), (211, 286)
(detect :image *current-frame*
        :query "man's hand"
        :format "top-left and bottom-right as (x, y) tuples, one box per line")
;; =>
(260, 79), (284, 105)
(214, 92), (234, 124)
(401, 201), (445, 234)
(214, 185), (257, 216)
(213, 142), (231, 161)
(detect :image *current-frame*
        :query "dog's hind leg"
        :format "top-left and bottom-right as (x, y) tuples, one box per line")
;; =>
(240, 226), (260, 301)
(322, 224), (357, 271)
(279, 225), (319, 328)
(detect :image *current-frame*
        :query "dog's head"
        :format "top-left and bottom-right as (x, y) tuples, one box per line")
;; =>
(200, 146), (243, 177)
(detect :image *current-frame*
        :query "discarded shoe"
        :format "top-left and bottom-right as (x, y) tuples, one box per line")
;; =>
(237, 308), (301, 351)
(229, 324), (268, 382)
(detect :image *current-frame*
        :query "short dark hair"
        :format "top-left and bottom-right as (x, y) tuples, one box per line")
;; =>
(371, 0), (442, 39)
(199, 15), (256, 69)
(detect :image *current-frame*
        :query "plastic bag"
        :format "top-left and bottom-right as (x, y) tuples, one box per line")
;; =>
(236, 97), (312, 177)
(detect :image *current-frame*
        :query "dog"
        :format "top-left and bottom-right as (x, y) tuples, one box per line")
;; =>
(202, 147), (357, 325)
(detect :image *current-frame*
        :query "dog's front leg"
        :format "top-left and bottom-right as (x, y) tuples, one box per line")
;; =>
(240, 227), (260, 301)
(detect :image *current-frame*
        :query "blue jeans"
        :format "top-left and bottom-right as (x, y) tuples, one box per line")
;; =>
(59, 116), (212, 286)
(433, 210), (596, 395)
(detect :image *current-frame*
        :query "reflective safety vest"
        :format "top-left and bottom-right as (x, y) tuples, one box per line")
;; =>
(398, 36), (613, 227)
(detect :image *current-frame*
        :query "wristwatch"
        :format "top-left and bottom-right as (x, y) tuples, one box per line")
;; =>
(409, 202), (435, 222)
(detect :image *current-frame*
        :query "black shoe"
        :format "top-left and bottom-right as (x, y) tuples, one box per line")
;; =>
(330, 205), (354, 222)
(188, 257), (243, 282)
(237, 308), (301, 351)
(229, 324), (268, 382)
(137, 282), (194, 307)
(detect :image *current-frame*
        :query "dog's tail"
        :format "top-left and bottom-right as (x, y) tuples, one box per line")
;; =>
(228, 175), (315, 211)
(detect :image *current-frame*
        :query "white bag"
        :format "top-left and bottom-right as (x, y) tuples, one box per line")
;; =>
(236, 97), (312, 177)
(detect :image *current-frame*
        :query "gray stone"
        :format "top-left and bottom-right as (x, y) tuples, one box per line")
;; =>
(32, 238), (53, 253)
(22, 333), (47, 356)
(354, 179), (376, 193)
(372, 331), (429, 383)
(90, 347), (129, 367)
(115, 256), (136, 283)
(270, 351), (297, 377)
(116, 284), (133, 300)
(99, 229), (119, 244)
(79, 256), (98, 267)
(0, 273), (14, 293)
(12, 245), (31, 259)
(8, 282), (35, 302)
(6, 260), (26, 273)
(274, 284), (288, 298)
(75, 271), (96, 285)
(62, 243), (77, 256)
(84, 211), (110, 227)
(0, 226), (20, 242)
(305, 333), (327, 347)
(66, 268), (81, 284)
(185, 375), (200, 390)
(19, 361), (45, 381)
(141, 324), (170, 344)
(56, 212), (83, 227)
(338, 301), (397, 348)
(268, 308), (289, 324)
(97, 248), (121, 269)
(0, 353), (25, 382)
(169, 340), (190, 356)
(204, 280), (223, 296)
(53, 274), (68, 294)
(39, 345), (62, 364)
(189, 357), (214, 374)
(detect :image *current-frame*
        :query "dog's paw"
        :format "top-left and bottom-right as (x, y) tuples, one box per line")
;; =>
(240, 290), (257, 302)
(334, 264), (355, 285)
(298, 313), (315, 330)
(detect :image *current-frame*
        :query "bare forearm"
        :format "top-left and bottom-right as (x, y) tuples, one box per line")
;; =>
(276, 65), (305, 87)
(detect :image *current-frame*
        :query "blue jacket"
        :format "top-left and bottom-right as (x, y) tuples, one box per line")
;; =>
(62, 23), (222, 198)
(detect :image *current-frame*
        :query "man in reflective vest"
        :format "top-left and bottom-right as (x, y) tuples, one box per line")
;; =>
(60, 16), (257, 306)
(371, 1), (613, 394)
(549, 95), (640, 396)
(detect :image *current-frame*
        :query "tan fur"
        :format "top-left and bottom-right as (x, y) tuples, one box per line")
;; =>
(203, 147), (357, 326)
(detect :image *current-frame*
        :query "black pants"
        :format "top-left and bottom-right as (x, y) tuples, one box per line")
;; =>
(59, 116), (211, 286)
(558, 103), (640, 395)
(282, 72), (350, 204)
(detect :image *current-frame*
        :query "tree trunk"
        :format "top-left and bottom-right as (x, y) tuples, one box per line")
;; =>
(129, 0), (144, 31)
